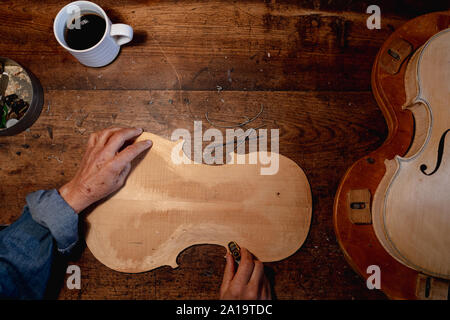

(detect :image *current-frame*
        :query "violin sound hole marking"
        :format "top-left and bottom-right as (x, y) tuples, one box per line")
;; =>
(420, 129), (450, 176)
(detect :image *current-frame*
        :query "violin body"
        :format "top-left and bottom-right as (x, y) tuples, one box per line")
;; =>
(85, 133), (312, 273)
(334, 12), (450, 299)
(372, 29), (450, 279)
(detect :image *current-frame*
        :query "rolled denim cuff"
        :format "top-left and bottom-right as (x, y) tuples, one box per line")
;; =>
(26, 189), (79, 254)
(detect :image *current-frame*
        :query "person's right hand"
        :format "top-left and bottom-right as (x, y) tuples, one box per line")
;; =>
(220, 247), (272, 300)
(59, 127), (152, 213)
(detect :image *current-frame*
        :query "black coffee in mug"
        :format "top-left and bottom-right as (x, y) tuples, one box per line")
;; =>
(64, 13), (106, 50)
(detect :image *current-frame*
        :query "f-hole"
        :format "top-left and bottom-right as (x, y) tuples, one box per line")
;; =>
(420, 129), (450, 176)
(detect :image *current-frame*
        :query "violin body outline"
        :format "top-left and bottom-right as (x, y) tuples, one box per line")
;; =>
(85, 132), (312, 273)
(372, 28), (450, 279)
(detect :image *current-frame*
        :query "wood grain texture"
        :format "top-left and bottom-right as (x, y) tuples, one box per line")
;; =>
(1, 0), (441, 92)
(334, 12), (450, 300)
(0, 87), (388, 299)
(1, 0), (448, 299)
(372, 29), (450, 279)
(85, 132), (312, 272)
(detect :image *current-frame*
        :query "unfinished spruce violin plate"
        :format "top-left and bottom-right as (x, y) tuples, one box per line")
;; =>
(85, 132), (312, 273)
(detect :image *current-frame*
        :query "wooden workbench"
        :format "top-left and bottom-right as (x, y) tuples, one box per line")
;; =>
(0, 0), (448, 299)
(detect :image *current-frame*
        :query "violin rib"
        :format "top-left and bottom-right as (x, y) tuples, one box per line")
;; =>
(372, 29), (450, 279)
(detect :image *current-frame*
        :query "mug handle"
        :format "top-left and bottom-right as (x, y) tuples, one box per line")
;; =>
(110, 24), (133, 46)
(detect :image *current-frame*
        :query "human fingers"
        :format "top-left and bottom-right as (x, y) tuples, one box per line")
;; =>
(248, 260), (265, 290)
(117, 162), (132, 185)
(97, 127), (127, 146)
(113, 140), (153, 170)
(103, 127), (144, 157)
(220, 252), (236, 297)
(233, 248), (255, 286)
(87, 127), (124, 150)
(260, 277), (272, 300)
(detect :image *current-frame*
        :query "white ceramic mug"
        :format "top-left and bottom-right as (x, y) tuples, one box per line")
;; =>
(53, 1), (133, 67)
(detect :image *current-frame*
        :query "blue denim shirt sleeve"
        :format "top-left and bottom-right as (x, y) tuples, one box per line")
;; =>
(26, 190), (78, 254)
(0, 189), (78, 299)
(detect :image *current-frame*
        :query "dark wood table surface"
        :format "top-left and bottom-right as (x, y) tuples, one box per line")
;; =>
(0, 0), (448, 299)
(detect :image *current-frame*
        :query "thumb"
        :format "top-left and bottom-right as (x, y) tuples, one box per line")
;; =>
(220, 252), (235, 295)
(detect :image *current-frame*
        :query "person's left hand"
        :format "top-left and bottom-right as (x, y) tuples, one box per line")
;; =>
(59, 127), (152, 213)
